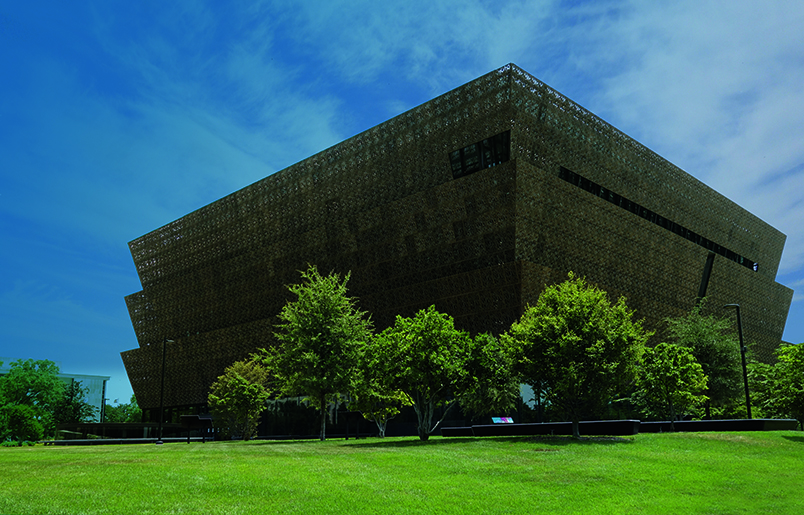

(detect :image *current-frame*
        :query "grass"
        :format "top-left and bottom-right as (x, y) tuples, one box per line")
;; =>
(1, 432), (802, 514)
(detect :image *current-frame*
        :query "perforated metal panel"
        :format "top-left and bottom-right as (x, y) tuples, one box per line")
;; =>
(122, 64), (792, 410)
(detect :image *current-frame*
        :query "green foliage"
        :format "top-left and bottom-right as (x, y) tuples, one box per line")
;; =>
(0, 359), (64, 409)
(632, 343), (708, 428)
(267, 265), (373, 440)
(104, 395), (142, 423)
(208, 358), (273, 440)
(53, 380), (98, 425)
(457, 333), (520, 419)
(747, 361), (775, 419)
(664, 301), (741, 416)
(1, 439), (36, 447)
(0, 359), (64, 438)
(0, 403), (44, 444)
(509, 272), (650, 438)
(348, 335), (413, 437)
(378, 305), (472, 440)
(749, 343), (804, 428)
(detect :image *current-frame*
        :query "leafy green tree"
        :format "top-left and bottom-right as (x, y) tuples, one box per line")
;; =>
(632, 343), (708, 430)
(0, 359), (64, 438)
(348, 335), (413, 438)
(457, 333), (520, 420)
(104, 395), (142, 423)
(664, 301), (742, 418)
(208, 358), (273, 440)
(104, 404), (123, 423)
(378, 305), (472, 441)
(267, 265), (372, 441)
(508, 273), (650, 438)
(125, 395), (142, 423)
(53, 380), (98, 425)
(749, 343), (804, 429)
(749, 359), (780, 421)
(0, 404), (44, 444)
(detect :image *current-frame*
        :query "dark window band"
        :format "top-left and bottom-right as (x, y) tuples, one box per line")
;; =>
(450, 131), (511, 179)
(558, 166), (758, 272)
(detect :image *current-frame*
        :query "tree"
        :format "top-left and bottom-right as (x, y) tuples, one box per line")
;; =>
(747, 360), (775, 419)
(664, 301), (742, 418)
(53, 380), (98, 425)
(632, 343), (708, 430)
(0, 359), (64, 438)
(749, 343), (804, 429)
(348, 335), (413, 438)
(508, 273), (650, 438)
(457, 333), (520, 420)
(104, 395), (142, 423)
(0, 404), (44, 444)
(378, 305), (472, 441)
(208, 358), (273, 440)
(267, 265), (372, 441)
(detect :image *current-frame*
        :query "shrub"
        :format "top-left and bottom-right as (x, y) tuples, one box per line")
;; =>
(0, 404), (44, 444)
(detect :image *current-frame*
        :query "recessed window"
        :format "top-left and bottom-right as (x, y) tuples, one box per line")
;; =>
(450, 131), (511, 179)
(558, 166), (758, 272)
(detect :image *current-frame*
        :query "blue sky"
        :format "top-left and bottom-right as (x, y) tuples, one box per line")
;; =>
(2, 1), (803, 405)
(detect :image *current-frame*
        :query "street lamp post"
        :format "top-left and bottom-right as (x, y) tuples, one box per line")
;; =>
(156, 338), (174, 444)
(723, 304), (752, 419)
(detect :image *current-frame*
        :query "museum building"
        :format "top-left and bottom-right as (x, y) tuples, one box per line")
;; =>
(121, 64), (793, 422)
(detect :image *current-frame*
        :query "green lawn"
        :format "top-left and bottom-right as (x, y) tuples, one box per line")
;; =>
(1, 432), (802, 514)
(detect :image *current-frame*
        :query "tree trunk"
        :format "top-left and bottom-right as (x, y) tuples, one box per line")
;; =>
(376, 417), (387, 438)
(320, 394), (327, 441)
(572, 418), (581, 439)
(413, 399), (433, 441)
(669, 400), (676, 432)
(417, 408), (431, 441)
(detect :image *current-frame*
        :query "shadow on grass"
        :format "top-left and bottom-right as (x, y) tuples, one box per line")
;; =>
(230, 438), (327, 446)
(782, 435), (804, 444)
(232, 437), (483, 448)
(346, 435), (635, 448)
(523, 435), (635, 446)
(230, 433), (636, 448)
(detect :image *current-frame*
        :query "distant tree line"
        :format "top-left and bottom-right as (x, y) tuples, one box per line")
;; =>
(104, 395), (142, 424)
(208, 265), (804, 440)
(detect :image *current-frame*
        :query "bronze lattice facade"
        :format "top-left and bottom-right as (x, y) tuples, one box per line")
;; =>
(122, 64), (793, 412)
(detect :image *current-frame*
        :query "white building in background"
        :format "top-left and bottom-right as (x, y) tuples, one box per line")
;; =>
(0, 358), (110, 422)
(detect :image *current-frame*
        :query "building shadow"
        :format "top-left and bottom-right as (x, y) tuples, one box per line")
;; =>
(346, 435), (634, 449)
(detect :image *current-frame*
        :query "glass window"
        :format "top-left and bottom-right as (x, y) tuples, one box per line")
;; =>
(450, 131), (511, 179)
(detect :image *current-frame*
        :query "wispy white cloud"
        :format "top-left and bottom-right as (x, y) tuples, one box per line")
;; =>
(1, 5), (353, 249)
(6, 1), (801, 256)
(255, 0), (804, 341)
(2, 0), (804, 393)
(0, 60), (259, 244)
(263, 0), (562, 104)
(534, 1), (804, 273)
(83, 0), (804, 273)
